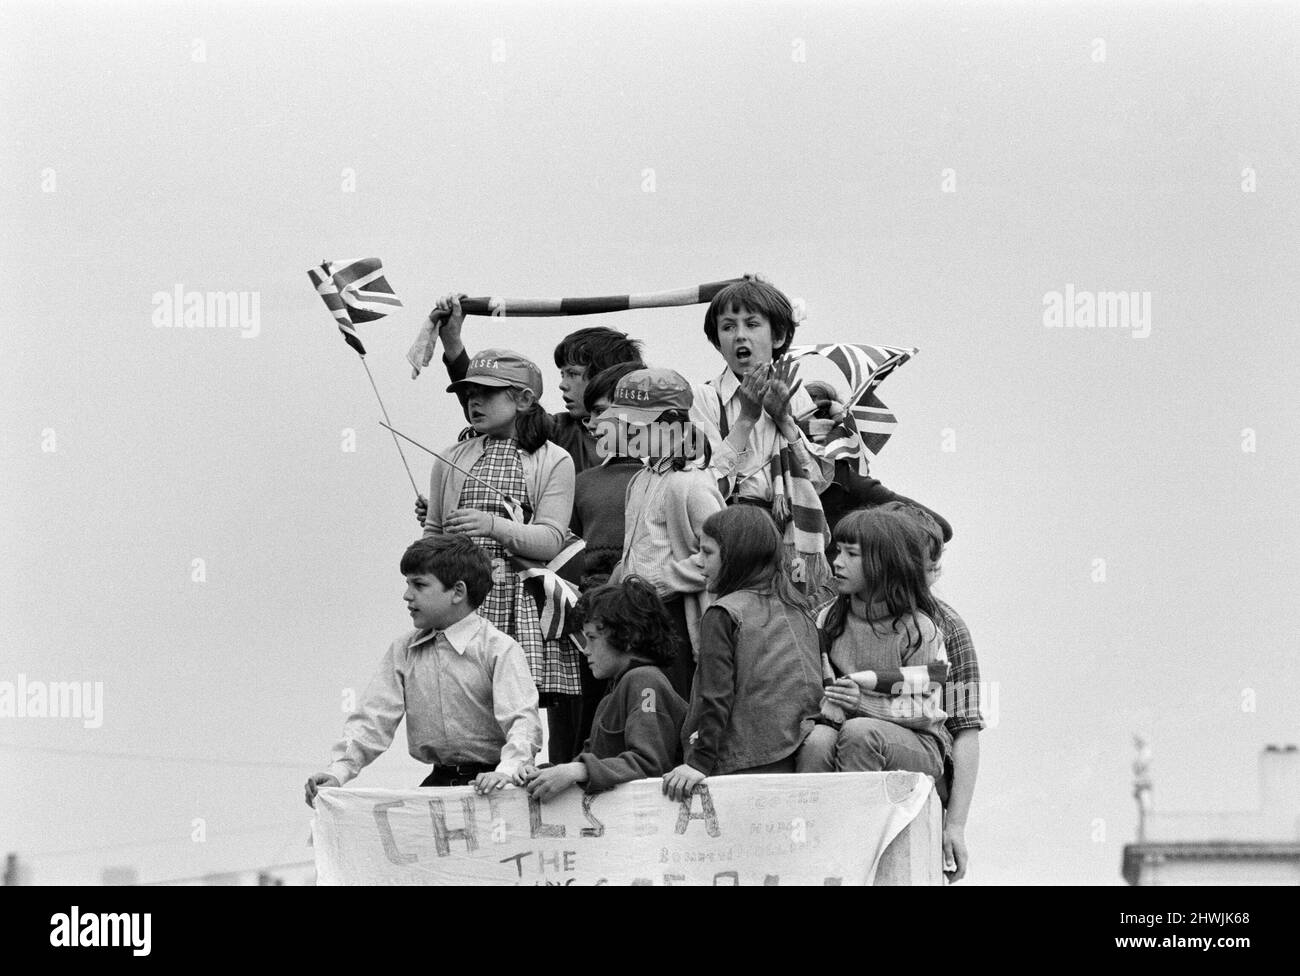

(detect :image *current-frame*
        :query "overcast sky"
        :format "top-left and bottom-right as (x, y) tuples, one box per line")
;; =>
(3, 0), (1297, 884)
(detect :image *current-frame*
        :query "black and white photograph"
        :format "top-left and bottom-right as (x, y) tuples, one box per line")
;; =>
(2, 0), (1297, 919)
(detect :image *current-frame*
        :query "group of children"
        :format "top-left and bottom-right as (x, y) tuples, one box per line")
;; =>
(304, 277), (985, 880)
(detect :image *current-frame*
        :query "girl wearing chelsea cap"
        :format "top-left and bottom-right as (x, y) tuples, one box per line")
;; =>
(423, 347), (583, 759)
(603, 368), (725, 701)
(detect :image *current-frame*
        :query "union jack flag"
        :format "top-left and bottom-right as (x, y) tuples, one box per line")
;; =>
(307, 258), (403, 356)
(788, 343), (917, 471)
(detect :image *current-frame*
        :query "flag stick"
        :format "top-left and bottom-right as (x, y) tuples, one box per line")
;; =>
(359, 356), (422, 498)
(377, 421), (524, 521)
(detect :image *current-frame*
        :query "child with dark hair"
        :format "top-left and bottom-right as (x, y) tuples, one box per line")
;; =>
(304, 536), (541, 802)
(795, 508), (950, 783)
(879, 500), (986, 884)
(419, 350), (583, 763)
(554, 325), (643, 421)
(599, 367), (725, 701)
(689, 277), (835, 599)
(570, 361), (647, 589)
(568, 360), (647, 749)
(662, 506), (824, 801)
(692, 278), (823, 497)
(521, 577), (688, 801)
(434, 295), (643, 472)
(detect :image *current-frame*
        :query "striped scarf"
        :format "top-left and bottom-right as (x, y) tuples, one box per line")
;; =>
(407, 278), (743, 378)
(815, 605), (950, 733)
(716, 390), (833, 603)
(769, 443), (834, 603)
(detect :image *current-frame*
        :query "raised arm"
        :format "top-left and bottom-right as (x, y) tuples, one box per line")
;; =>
(690, 375), (765, 499)
(436, 295), (473, 423)
(835, 461), (952, 541)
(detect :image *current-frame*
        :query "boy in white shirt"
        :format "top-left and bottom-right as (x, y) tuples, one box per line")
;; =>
(304, 536), (541, 803)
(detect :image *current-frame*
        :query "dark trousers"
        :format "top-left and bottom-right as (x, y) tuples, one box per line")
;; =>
(662, 595), (697, 703)
(419, 762), (495, 787)
(542, 694), (584, 764)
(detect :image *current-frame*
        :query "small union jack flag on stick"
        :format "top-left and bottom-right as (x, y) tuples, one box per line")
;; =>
(788, 342), (917, 473)
(308, 258), (420, 497)
(308, 257), (404, 355)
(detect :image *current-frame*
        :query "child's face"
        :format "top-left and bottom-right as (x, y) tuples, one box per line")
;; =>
(831, 541), (867, 596)
(465, 385), (522, 438)
(404, 573), (461, 632)
(581, 621), (629, 680)
(584, 395), (613, 439)
(695, 533), (723, 588)
(558, 363), (589, 419)
(715, 302), (775, 377)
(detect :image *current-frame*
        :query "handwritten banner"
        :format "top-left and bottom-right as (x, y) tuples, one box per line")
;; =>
(312, 771), (935, 886)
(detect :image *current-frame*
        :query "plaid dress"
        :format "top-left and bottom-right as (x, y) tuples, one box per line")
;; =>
(457, 437), (581, 699)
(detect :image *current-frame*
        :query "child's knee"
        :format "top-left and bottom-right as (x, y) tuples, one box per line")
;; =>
(839, 718), (893, 754)
(796, 725), (837, 771)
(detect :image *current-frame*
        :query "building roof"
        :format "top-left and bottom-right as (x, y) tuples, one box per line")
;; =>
(1122, 842), (1300, 885)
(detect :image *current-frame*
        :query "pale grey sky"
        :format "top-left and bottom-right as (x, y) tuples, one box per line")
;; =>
(2, 0), (1297, 884)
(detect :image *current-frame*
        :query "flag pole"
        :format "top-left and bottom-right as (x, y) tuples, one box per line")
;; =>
(378, 421), (525, 522)
(308, 259), (420, 498)
(360, 356), (422, 498)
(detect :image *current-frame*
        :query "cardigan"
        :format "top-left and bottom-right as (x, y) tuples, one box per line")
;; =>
(612, 463), (725, 657)
(422, 436), (575, 562)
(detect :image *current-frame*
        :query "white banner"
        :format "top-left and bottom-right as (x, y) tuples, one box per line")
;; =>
(312, 771), (935, 886)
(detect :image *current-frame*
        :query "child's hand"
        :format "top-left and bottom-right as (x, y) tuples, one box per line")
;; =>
(517, 763), (539, 784)
(436, 293), (467, 360)
(414, 494), (429, 525)
(446, 508), (495, 537)
(943, 821), (969, 883)
(472, 770), (513, 794)
(762, 358), (803, 435)
(822, 676), (862, 713)
(304, 773), (340, 808)
(819, 696), (846, 727)
(662, 763), (707, 802)
(525, 762), (585, 802)
(736, 366), (769, 423)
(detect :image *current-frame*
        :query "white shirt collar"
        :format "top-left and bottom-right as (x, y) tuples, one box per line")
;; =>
(712, 366), (742, 403)
(412, 611), (481, 655)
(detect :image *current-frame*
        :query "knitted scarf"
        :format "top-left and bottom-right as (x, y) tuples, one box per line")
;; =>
(407, 278), (743, 378)
(715, 390), (833, 604)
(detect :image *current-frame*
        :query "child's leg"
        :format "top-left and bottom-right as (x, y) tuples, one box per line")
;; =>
(795, 724), (838, 773)
(660, 595), (696, 702)
(835, 718), (943, 779)
(544, 695), (583, 764)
